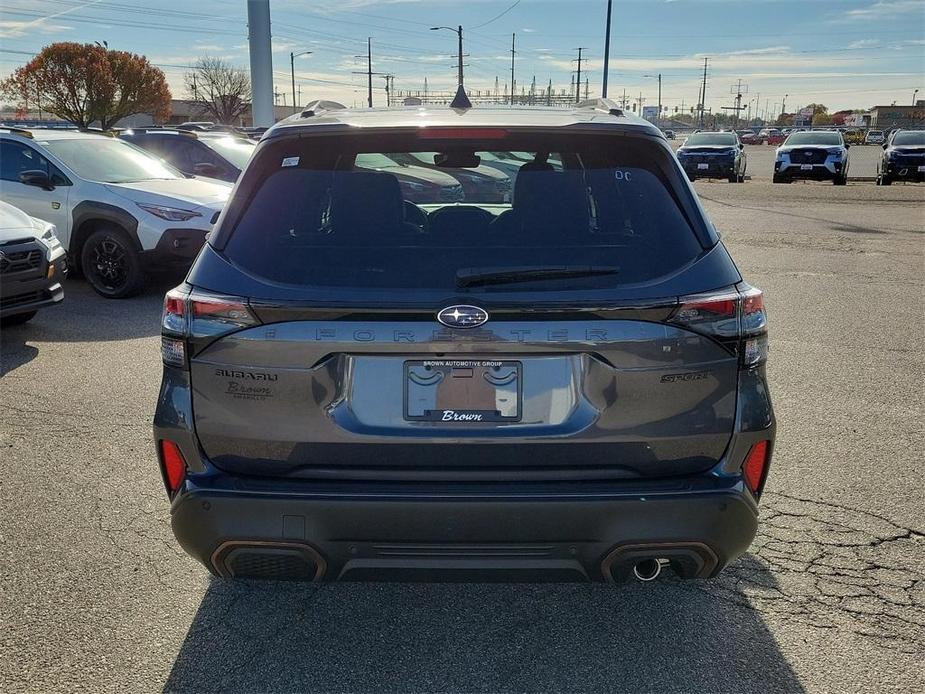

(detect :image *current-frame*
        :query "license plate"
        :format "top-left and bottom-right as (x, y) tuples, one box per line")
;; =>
(404, 360), (521, 422)
(697, 163), (709, 170)
(800, 164), (814, 170)
(918, 166), (925, 172)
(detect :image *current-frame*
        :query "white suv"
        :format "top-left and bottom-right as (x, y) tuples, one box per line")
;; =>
(0, 128), (231, 298)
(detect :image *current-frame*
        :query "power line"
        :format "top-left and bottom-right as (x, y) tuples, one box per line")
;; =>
(470, 0), (521, 30)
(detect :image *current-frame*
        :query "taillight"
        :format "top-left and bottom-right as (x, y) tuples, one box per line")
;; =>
(670, 285), (768, 366)
(742, 441), (770, 496)
(160, 286), (258, 367)
(158, 440), (187, 496)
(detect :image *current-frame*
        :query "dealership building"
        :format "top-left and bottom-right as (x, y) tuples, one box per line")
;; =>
(867, 102), (925, 129)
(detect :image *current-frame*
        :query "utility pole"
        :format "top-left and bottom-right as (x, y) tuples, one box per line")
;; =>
(602, 0), (613, 97)
(699, 57), (709, 128)
(431, 25), (465, 87)
(657, 73), (662, 128)
(246, 0), (274, 127)
(573, 47), (588, 104)
(352, 39), (387, 107)
(510, 33), (516, 105)
(547, 78), (553, 106)
(457, 25), (464, 86)
(290, 50), (312, 115)
(367, 38), (373, 107)
(381, 74), (396, 107)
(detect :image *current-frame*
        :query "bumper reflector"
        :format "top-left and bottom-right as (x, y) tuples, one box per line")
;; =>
(742, 441), (770, 495)
(158, 440), (187, 495)
(161, 337), (186, 367)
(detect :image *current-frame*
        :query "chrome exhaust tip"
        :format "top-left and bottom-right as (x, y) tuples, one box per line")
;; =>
(633, 558), (662, 582)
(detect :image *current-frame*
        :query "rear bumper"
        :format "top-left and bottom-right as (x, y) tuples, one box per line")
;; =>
(170, 474), (760, 582)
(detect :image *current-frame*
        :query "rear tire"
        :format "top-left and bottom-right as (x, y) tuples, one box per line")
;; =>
(80, 227), (146, 299)
(772, 174), (790, 184)
(878, 174), (892, 186)
(1, 310), (37, 327)
(834, 175), (848, 186)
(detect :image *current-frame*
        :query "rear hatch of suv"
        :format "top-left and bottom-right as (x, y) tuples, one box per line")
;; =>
(169, 126), (764, 482)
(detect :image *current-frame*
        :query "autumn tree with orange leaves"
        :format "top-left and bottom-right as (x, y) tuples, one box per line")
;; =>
(1, 43), (171, 129)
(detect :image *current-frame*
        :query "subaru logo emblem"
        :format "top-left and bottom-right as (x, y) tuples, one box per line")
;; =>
(437, 305), (489, 329)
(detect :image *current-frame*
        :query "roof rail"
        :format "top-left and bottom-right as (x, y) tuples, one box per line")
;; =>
(0, 126), (33, 138)
(576, 98), (624, 117)
(300, 100), (347, 118)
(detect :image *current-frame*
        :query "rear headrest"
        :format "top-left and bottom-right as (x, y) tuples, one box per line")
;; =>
(512, 168), (589, 233)
(331, 171), (404, 231)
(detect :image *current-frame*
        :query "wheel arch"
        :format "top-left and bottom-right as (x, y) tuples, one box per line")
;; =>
(70, 201), (142, 267)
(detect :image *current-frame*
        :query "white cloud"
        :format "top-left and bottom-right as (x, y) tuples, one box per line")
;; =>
(847, 39), (882, 49)
(0, 20), (72, 38)
(842, 0), (925, 20)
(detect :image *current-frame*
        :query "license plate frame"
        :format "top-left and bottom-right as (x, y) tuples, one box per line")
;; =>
(800, 164), (814, 170)
(403, 359), (522, 423)
(918, 165), (925, 172)
(697, 163), (710, 170)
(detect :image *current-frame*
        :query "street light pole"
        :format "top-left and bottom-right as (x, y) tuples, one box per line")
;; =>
(602, 0), (613, 98)
(430, 26), (465, 87)
(290, 50), (313, 115)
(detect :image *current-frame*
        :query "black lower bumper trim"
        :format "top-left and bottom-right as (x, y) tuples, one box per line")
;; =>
(171, 480), (759, 582)
(139, 228), (210, 269)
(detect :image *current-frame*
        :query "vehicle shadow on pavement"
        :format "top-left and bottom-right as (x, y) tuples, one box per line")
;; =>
(0, 327), (39, 377)
(23, 276), (175, 343)
(164, 555), (804, 694)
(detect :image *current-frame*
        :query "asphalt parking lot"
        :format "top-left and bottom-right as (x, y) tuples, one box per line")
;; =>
(1, 181), (923, 693)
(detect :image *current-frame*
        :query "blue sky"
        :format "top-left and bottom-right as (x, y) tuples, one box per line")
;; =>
(1, 0), (923, 115)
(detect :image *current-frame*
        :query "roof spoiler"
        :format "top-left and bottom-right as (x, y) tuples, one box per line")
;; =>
(0, 126), (33, 138)
(300, 100), (347, 118)
(576, 98), (624, 117)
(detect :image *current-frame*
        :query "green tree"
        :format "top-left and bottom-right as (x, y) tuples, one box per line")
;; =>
(1, 42), (171, 128)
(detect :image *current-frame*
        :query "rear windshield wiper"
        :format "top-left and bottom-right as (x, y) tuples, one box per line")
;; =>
(456, 265), (619, 288)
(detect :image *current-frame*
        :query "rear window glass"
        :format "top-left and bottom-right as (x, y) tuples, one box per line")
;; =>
(220, 133), (704, 292)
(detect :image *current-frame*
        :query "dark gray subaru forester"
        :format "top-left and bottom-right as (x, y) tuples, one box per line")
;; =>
(154, 97), (774, 583)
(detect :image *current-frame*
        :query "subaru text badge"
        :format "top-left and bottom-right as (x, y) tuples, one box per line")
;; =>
(437, 305), (489, 328)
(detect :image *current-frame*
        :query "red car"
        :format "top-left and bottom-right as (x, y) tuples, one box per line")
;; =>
(737, 130), (762, 145)
(758, 129), (786, 145)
